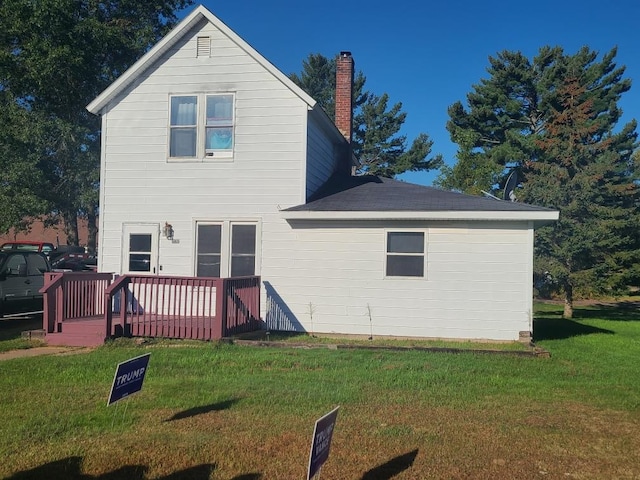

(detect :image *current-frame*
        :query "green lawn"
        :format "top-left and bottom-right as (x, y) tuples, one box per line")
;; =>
(0, 303), (639, 479)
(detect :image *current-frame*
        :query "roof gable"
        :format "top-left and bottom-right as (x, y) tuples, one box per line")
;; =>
(87, 5), (317, 114)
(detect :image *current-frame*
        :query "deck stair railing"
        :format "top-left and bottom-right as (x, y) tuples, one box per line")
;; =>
(41, 272), (115, 334)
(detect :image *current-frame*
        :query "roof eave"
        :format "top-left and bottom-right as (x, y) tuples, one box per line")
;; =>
(280, 209), (560, 226)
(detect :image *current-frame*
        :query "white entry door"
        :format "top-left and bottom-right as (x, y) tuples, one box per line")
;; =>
(122, 224), (159, 275)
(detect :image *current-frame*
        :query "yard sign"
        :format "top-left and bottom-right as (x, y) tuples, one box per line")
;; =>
(307, 406), (340, 479)
(107, 353), (151, 406)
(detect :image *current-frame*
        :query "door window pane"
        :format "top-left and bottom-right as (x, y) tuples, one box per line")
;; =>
(128, 234), (152, 272)
(231, 224), (256, 277)
(197, 224), (222, 277)
(232, 225), (256, 254)
(130, 234), (151, 252)
(129, 253), (151, 272)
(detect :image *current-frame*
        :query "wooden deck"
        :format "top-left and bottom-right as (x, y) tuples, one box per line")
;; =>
(40, 273), (262, 347)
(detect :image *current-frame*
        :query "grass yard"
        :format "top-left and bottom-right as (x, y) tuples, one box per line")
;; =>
(0, 303), (639, 479)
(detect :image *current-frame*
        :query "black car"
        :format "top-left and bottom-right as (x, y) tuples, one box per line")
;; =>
(0, 251), (51, 316)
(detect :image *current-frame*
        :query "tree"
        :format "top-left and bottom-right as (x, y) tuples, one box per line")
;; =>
(436, 46), (564, 194)
(290, 53), (442, 177)
(440, 46), (639, 316)
(0, 0), (193, 250)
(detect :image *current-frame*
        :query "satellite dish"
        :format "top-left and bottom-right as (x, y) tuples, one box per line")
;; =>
(503, 170), (518, 202)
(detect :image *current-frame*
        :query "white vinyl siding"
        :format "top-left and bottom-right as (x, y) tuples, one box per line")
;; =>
(306, 113), (341, 199)
(262, 221), (533, 341)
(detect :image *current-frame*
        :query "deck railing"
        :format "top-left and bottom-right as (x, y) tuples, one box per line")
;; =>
(41, 272), (115, 334)
(41, 273), (262, 342)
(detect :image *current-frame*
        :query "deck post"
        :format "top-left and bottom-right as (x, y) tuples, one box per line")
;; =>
(213, 278), (229, 339)
(105, 290), (113, 339)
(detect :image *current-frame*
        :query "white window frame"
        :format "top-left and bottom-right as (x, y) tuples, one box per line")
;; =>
(168, 93), (235, 161)
(194, 220), (260, 278)
(384, 230), (427, 279)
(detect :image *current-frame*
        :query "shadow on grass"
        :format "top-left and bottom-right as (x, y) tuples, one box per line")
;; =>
(361, 449), (419, 480)
(571, 301), (640, 321)
(534, 317), (614, 341)
(536, 301), (640, 322)
(165, 398), (240, 422)
(7, 457), (259, 479)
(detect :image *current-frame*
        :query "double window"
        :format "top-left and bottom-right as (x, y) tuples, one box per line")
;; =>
(170, 94), (234, 159)
(386, 231), (425, 277)
(196, 222), (257, 278)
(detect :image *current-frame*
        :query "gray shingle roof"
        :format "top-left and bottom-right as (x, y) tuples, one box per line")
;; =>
(284, 174), (555, 213)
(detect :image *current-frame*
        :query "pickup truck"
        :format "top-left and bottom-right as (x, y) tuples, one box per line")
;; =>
(0, 251), (52, 317)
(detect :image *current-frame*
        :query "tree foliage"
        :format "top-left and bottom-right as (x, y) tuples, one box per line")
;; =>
(290, 53), (442, 177)
(0, 0), (193, 248)
(440, 46), (639, 316)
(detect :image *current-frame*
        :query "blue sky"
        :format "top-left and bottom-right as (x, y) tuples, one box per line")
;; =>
(189, 1), (639, 186)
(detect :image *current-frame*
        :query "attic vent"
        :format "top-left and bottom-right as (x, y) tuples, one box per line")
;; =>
(197, 36), (211, 57)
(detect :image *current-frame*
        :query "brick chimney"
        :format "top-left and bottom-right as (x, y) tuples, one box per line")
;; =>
(335, 51), (354, 143)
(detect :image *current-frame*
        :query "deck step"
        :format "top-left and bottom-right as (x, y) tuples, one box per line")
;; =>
(46, 318), (109, 347)
(45, 331), (105, 347)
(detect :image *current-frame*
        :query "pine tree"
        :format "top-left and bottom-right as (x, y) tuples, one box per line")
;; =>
(437, 47), (563, 194)
(441, 46), (639, 316)
(523, 64), (639, 317)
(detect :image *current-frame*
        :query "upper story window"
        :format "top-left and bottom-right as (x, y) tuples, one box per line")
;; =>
(386, 231), (425, 277)
(170, 96), (197, 157)
(206, 95), (233, 153)
(169, 94), (235, 160)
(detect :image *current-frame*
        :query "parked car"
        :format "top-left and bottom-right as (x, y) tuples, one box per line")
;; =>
(0, 251), (52, 316)
(0, 242), (96, 272)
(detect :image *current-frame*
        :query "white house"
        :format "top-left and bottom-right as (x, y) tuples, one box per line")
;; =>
(87, 4), (558, 342)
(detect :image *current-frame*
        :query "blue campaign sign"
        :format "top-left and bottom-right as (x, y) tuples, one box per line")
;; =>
(107, 353), (151, 406)
(307, 406), (340, 480)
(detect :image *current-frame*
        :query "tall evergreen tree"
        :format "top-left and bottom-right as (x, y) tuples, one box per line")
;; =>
(440, 46), (639, 316)
(290, 53), (442, 177)
(0, 0), (193, 249)
(437, 47), (563, 194)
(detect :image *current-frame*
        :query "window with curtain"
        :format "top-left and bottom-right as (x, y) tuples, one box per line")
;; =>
(206, 95), (234, 153)
(169, 94), (234, 159)
(170, 96), (197, 157)
(386, 232), (425, 277)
